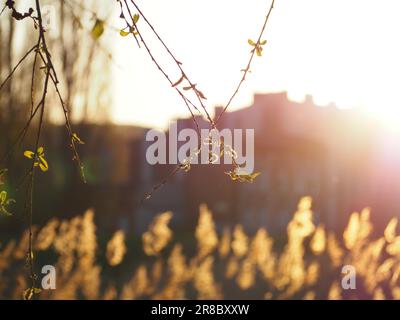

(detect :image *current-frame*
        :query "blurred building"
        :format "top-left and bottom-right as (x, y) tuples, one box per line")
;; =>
(13, 92), (396, 235)
(137, 92), (395, 234)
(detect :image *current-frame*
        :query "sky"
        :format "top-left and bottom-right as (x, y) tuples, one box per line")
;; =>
(110, 0), (400, 129)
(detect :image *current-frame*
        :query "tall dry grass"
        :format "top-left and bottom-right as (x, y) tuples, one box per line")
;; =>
(1, 196), (400, 299)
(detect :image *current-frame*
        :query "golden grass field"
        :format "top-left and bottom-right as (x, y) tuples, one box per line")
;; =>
(1, 197), (400, 300)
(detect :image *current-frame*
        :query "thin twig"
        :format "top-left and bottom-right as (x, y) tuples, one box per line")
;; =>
(121, 1), (276, 202)
(120, 0), (202, 137)
(140, 165), (181, 203)
(23, 0), (51, 293)
(0, 4), (6, 17)
(0, 0), (86, 297)
(30, 36), (40, 116)
(129, 0), (215, 128)
(0, 45), (36, 92)
(215, 0), (275, 125)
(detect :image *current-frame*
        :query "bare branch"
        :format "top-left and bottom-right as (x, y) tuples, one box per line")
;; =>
(215, 0), (275, 125)
(0, 45), (37, 92)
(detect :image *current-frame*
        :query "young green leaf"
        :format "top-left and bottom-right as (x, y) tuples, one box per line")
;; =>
(248, 39), (256, 46)
(0, 191), (6, 204)
(225, 171), (261, 183)
(91, 19), (105, 40)
(0, 191), (15, 216)
(23, 287), (41, 300)
(179, 161), (191, 172)
(250, 172), (261, 180)
(24, 147), (49, 172)
(248, 39), (266, 56)
(72, 133), (85, 145)
(38, 156), (49, 172)
(23, 288), (33, 300)
(133, 13), (140, 24)
(119, 29), (130, 37)
(24, 150), (35, 159)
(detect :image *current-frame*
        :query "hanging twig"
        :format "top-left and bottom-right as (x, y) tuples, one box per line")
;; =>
(119, 0), (203, 138)
(1, 0), (86, 299)
(215, 0), (275, 125)
(0, 45), (37, 92)
(119, 1), (276, 202)
(128, 0), (215, 128)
